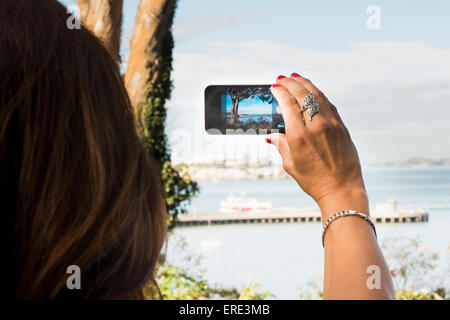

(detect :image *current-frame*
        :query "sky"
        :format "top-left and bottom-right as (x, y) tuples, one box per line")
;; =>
(60, 0), (450, 165)
(224, 96), (272, 115)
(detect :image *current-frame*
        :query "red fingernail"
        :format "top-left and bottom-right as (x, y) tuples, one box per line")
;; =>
(277, 75), (286, 80)
(291, 72), (301, 78)
(265, 138), (272, 144)
(272, 84), (280, 88)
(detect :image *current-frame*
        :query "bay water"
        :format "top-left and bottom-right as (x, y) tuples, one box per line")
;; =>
(168, 168), (450, 299)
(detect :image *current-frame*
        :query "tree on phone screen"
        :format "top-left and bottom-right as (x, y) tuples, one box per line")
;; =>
(225, 87), (274, 123)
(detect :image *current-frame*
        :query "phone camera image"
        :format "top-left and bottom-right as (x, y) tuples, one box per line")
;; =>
(205, 85), (285, 135)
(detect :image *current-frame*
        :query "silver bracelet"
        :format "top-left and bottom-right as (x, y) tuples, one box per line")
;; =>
(321, 210), (377, 247)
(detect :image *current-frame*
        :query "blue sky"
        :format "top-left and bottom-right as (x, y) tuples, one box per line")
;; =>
(171, 0), (450, 51)
(223, 96), (272, 115)
(60, 0), (450, 164)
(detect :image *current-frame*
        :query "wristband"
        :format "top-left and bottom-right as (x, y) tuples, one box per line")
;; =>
(321, 210), (377, 247)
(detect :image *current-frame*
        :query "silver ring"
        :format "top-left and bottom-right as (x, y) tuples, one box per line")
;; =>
(301, 91), (320, 121)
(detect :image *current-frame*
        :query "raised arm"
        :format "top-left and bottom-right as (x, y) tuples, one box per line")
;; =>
(266, 73), (395, 300)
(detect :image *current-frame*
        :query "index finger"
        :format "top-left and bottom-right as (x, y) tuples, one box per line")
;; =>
(270, 84), (305, 136)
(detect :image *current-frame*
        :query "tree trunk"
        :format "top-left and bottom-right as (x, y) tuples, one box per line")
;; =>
(124, 0), (177, 109)
(78, 0), (123, 61)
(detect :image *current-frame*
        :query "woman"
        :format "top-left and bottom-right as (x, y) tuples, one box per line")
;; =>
(1, 0), (393, 300)
(0, 0), (166, 299)
(266, 74), (395, 299)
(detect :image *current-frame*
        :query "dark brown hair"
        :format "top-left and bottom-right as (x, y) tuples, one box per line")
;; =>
(0, 0), (167, 299)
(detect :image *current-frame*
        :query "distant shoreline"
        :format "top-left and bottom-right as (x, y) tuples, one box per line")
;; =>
(187, 158), (450, 181)
(187, 164), (289, 181)
(370, 156), (450, 168)
(365, 165), (450, 169)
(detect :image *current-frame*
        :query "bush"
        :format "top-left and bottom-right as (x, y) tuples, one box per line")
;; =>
(156, 264), (273, 300)
(396, 289), (448, 300)
(149, 234), (273, 300)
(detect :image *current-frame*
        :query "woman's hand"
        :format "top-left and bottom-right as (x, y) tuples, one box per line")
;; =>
(266, 73), (369, 220)
(267, 74), (395, 299)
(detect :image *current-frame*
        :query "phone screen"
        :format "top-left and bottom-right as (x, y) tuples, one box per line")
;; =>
(205, 85), (285, 134)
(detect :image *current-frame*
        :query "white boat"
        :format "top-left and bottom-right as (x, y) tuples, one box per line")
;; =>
(220, 194), (272, 213)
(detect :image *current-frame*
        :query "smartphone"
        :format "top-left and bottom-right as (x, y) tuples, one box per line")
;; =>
(204, 85), (285, 134)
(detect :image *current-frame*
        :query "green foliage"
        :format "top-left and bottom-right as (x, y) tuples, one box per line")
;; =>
(148, 234), (273, 300)
(136, 25), (198, 230)
(161, 162), (199, 228)
(156, 264), (209, 300)
(237, 282), (274, 300)
(156, 264), (273, 300)
(298, 286), (448, 300)
(396, 289), (448, 300)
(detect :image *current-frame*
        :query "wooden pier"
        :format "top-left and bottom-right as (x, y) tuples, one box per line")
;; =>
(176, 210), (429, 227)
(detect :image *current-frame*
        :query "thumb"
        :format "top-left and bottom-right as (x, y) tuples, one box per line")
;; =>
(264, 133), (289, 158)
(265, 133), (295, 178)
(264, 133), (281, 149)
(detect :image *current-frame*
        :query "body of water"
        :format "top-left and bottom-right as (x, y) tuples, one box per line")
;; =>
(168, 168), (450, 299)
